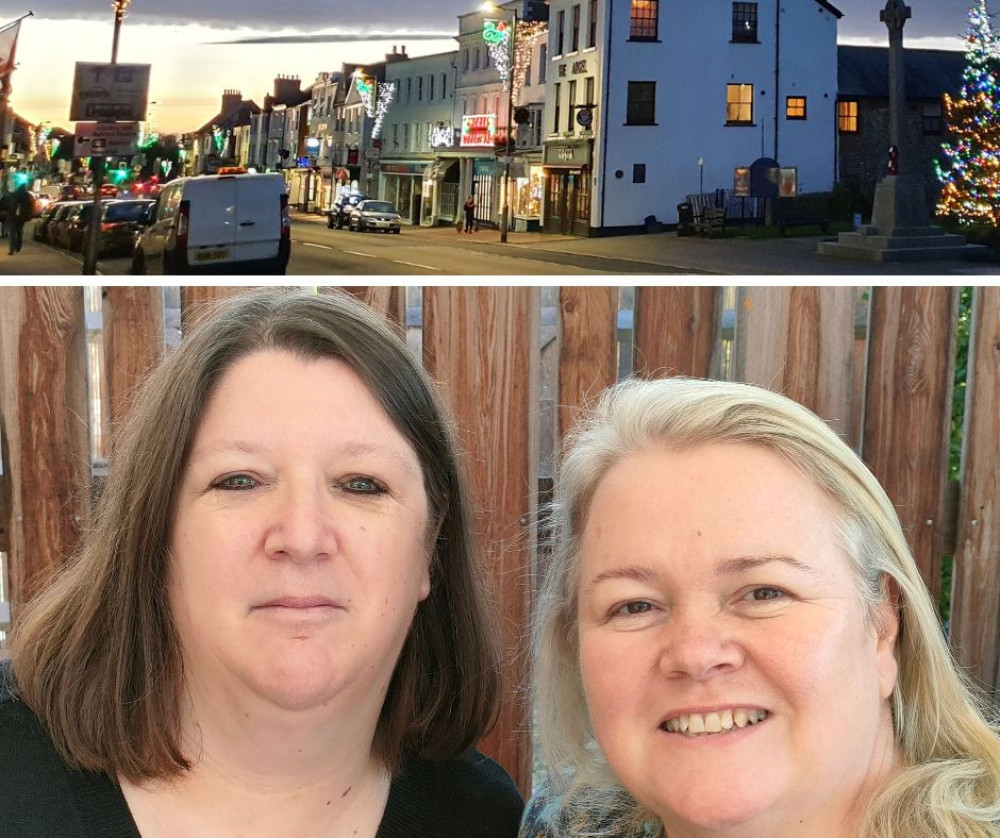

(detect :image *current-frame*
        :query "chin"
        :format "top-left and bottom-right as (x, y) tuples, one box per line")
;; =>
(648, 781), (780, 833)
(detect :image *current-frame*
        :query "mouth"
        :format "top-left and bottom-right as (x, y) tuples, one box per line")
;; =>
(254, 596), (342, 610)
(661, 708), (768, 738)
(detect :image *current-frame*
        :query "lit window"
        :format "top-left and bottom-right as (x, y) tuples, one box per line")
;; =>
(630, 0), (658, 40)
(786, 96), (807, 120)
(732, 3), (758, 42)
(726, 83), (754, 124)
(626, 81), (656, 125)
(838, 100), (858, 132)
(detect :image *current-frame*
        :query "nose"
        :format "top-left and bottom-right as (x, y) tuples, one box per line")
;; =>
(657, 609), (745, 681)
(262, 477), (338, 563)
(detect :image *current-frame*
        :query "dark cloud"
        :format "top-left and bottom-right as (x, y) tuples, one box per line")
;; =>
(210, 31), (453, 45)
(7, 0), (981, 43)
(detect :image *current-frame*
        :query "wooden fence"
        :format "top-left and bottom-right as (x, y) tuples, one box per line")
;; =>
(0, 285), (997, 796)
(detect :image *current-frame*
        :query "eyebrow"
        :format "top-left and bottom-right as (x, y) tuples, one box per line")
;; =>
(715, 554), (816, 575)
(586, 564), (659, 591)
(189, 439), (420, 478)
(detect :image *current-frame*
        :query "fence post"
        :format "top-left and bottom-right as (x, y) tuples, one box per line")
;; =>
(558, 287), (618, 439)
(335, 286), (406, 335)
(733, 286), (860, 443)
(0, 287), (90, 611)
(950, 287), (1000, 700)
(180, 287), (248, 330)
(634, 287), (720, 380)
(862, 287), (957, 599)
(422, 287), (539, 795)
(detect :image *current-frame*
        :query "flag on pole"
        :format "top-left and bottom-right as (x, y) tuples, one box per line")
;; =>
(0, 21), (22, 78)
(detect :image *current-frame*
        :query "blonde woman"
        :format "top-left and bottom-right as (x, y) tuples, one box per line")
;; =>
(524, 377), (1000, 838)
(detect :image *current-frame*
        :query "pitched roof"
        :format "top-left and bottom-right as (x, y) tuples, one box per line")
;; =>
(817, 0), (843, 19)
(195, 99), (261, 135)
(838, 45), (966, 100)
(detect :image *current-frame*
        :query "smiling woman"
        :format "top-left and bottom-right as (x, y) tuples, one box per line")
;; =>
(0, 289), (523, 838)
(524, 377), (1000, 838)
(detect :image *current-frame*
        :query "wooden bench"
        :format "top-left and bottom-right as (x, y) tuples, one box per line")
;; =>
(693, 206), (726, 236)
(773, 197), (832, 236)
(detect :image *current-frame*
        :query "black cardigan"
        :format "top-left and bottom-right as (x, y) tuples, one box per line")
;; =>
(0, 662), (523, 837)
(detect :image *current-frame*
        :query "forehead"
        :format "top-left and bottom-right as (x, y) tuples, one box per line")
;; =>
(580, 442), (844, 569)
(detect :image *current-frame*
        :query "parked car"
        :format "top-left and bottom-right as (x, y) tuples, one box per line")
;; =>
(82, 199), (157, 258)
(32, 203), (60, 243)
(326, 192), (368, 229)
(348, 200), (402, 234)
(131, 172), (290, 275)
(65, 201), (115, 252)
(48, 202), (88, 250)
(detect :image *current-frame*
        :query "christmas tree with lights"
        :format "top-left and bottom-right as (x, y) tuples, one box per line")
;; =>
(936, 0), (1000, 225)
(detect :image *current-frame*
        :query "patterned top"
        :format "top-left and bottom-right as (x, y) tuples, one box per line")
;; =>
(519, 781), (662, 838)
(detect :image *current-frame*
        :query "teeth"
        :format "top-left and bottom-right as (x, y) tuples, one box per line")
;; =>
(662, 708), (767, 737)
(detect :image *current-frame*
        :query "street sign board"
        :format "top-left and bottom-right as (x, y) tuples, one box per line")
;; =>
(364, 147), (380, 161)
(70, 63), (151, 122)
(74, 122), (140, 157)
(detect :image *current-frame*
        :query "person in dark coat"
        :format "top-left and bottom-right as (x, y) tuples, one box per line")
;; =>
(464, 195), (476, 233)
(7, 185), (33, 255)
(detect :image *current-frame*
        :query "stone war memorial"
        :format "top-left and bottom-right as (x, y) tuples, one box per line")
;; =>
(819, 0), (987, 262)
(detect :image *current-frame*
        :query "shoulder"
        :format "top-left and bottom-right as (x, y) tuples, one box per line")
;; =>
(381, 750), (523, 837)
(520, 780), (661, 838)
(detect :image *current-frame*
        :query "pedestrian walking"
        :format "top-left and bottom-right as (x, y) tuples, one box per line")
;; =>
(7, 184), (33, 255)
(463, 195), (476, 233)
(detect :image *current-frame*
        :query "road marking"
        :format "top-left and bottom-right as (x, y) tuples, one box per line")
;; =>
(343, 250), (377, 258)
(302, 242), (332, 250)
(394, 260), (440, 271)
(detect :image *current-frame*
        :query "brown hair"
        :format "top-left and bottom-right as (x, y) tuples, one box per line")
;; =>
(10, 289), (500, 781)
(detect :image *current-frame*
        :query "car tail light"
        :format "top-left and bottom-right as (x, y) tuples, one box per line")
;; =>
(175, 199), (191, 268)
(280, 193), (290, 239)
(101, 222), (114, 232)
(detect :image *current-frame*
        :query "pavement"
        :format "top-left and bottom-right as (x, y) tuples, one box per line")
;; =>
(3, 211), (998, 278)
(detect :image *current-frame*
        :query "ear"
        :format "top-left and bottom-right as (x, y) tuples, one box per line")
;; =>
(874, 573), (901, 701)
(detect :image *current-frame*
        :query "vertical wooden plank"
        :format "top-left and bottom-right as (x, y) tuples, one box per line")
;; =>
(557, 287), (617, 439)
(733, 286), (857, 439)
(634, 287), (719, 380)
(950, 287), (1000, 697)
(180, 286), (248, 330)
(0, 288), (90, 609)
(862, 287), (957, 599)
(102, 287), (165, 442)
(422, 287), (538, 794)
(335, 286), (406, 335)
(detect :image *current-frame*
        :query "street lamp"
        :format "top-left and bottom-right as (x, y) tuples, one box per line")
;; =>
(698, 156), (704, 194)
(481, 1), (516, 243)
(111, 0), (131, 64)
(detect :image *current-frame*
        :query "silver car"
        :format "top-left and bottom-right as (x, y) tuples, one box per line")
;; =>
(348, 200), (402, 234)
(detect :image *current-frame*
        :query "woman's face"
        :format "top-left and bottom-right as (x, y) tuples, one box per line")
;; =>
(168, 350), (431, 719)
(576, 443), (900, 838)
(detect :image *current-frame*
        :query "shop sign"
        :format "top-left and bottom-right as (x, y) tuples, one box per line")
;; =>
(474, 158), (497, 176)
(461, 114), (497, 147)
(543, 140), (592, 168)
(380, 162), (425, 174)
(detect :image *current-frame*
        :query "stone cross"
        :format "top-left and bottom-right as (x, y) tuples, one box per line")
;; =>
(881, 0), (911, 165)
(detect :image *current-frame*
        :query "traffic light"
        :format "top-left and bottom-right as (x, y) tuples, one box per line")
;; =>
(13, 170), (30, 187)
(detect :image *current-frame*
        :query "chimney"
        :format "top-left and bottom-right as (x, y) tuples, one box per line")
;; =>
(273, 75), (302, 105)
(221, 88), (242, 115)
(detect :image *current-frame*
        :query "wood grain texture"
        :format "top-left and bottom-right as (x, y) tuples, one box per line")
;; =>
(422, 286), (538, 795)
(102, 287), (165, 445)
(734, 286), (858, 439)
(862, 287), (957, 598)
(0, 287), (90, 610)
(634, 286), (719, 380)
(949, 287), (1000, 697)
(334, 286), (406, 335)
(557, 287), (617, 440)
(180, 286), (247, 330)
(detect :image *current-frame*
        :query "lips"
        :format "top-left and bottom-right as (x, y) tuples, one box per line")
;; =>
(254, 596), (341, 610)
(661, 708), (768, 737)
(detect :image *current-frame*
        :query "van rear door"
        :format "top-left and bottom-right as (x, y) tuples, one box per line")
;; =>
(233, 174), (283, 263)
(185, 177), (238, 267)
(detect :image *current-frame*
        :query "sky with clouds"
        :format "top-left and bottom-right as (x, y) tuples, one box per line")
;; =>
(1, 0), (981, 134)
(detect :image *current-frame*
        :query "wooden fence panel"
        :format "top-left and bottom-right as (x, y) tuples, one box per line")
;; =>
(422, 287), (538, 794)
(102, 287), (165, 444)
(0, 288), (90, 609)
(180, 286), (247, 329)
(634, 287), (719, 380)
(862, 287), (957, 598)
(733, 286), (859, 442)
(335, 286), (406, 335)
(557, 287), (618, 440)
(950, 287), (1000, 697)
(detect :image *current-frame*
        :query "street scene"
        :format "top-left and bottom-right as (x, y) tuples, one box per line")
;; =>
(0, 0), (998, 274)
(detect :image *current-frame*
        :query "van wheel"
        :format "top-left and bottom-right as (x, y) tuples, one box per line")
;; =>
(130, 249), (146, 275)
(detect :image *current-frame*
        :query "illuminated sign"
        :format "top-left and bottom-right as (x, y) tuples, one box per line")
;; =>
(460, 114), (497, 147)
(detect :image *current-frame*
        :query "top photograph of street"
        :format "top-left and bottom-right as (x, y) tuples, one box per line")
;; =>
(1, 0), (999, 276)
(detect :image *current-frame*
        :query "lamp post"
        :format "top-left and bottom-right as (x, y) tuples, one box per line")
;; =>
(698, 156), (704, 194)
(84, 0), (133, 275)
(482, 1), (516, 243)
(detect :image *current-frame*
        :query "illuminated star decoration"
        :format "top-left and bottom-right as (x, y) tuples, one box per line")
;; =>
(355, 72), (377, 117)
(935, 0), (1000, 225)
(483, 20), (513, 89)
(371, 81), (395, 140)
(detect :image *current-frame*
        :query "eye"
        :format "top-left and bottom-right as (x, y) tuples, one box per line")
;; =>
(342, 475), (388, 495)
(743, 586), (786, 602)
(213, 473), (258, 491)
(614, 601), (653, 617)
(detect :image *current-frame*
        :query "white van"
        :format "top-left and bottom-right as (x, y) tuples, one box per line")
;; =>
(130, 172), (290, 275)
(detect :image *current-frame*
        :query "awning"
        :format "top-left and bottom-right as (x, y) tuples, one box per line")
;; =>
(423, 159), (457, 181)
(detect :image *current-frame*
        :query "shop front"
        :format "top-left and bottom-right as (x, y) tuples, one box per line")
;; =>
(510, 159), (544, 232)
(473, 158), (498, 228)
(542, 138), (593, 236)
(421, 158), (460, 226)
(379, 162), (427, 225)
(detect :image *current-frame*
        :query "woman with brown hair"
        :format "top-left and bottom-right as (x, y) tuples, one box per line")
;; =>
(1, 289), (522, 837)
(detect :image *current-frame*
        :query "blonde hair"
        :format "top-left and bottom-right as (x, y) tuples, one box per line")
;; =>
(532, 377), (1000, 838)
